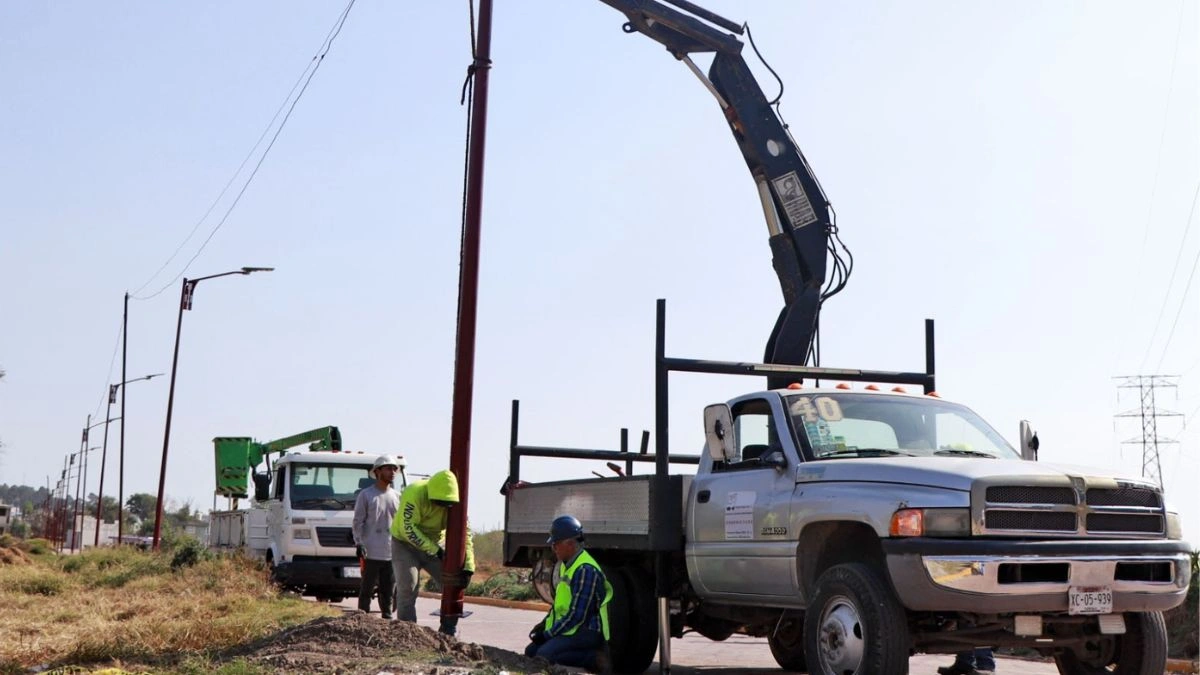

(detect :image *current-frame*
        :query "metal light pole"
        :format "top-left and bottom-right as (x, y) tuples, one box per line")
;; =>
(152, 267), (273, 549)
(94, 374), (160, 546)
(71, 446), (99, 552)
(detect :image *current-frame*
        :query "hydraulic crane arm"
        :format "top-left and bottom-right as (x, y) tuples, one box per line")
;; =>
(598, 0), (847, 381)
(214, 426), (342, 498)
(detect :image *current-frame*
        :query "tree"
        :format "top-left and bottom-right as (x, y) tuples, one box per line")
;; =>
(89, 495), (119, 521)
(125, 493), (157, 522)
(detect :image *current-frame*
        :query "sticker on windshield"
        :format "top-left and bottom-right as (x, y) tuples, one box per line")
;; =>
(790, 396), (843, 422)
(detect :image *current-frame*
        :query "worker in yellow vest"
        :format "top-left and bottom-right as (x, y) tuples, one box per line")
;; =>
(524, 515), (613, 674)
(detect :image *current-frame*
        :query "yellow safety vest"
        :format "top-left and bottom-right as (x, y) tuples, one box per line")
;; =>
(544, 549), (613, 640)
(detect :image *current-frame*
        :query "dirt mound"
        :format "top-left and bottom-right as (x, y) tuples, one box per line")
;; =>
(0, 545), (31, 566)
(224, 613), (570, 674)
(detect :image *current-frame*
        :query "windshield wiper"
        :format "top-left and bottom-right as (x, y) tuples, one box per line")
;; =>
(934, 448), (997, 459)
(818, 448), (913, 459)
(293, 497), (348, 509)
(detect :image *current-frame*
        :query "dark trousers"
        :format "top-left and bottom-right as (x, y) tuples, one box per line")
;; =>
(954, 648), (996, 670)
(358, 558), (395, 617)
(524, 629), (605, 670)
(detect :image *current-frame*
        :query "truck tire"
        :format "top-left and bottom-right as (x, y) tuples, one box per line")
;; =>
(618, 567), (661, 671)
(768, 610), (808, 672)
(605, 568), (658, 674)
(1053, 611), (1167, 675)
(803, 563), (909, 675)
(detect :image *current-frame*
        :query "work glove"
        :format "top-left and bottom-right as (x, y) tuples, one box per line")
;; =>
(442, 569), (474, 589)
(355, 545), (365, 561)
(529, 622), (547, 645)
(435, 546), (446, 561)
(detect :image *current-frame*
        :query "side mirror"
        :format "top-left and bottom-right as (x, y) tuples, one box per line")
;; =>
(252, 472), (272, 502)
(1019, 420), (1039, 461)
(703, 404), (737, 462)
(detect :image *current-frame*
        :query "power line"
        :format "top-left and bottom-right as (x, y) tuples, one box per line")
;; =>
(1142, 179), (1200, 370)
(1153, 197), (1200, 374)
(1120, 0), (1187, 369)
(130, 0), (359, 301)
(90, 320), (124, 421)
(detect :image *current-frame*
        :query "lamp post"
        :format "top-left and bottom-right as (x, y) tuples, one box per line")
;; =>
(70, 445), (99, 552)
(96, 374), (160, 546)
(152, 267), (273, 549)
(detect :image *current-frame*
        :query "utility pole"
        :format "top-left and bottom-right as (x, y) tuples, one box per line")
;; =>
(1114, 375), (1181, 492)
(119, 292), (129, 544)
(442, 0), (494, 637)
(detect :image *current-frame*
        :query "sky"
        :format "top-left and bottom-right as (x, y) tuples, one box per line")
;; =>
(1, 1), (1198, 542)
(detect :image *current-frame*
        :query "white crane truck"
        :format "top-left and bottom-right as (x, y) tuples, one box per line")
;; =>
(208, 426), (407, 602)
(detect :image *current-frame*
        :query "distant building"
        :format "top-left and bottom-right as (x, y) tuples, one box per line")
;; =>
(75, 515), (120, 548)
(0, 502), (11, 536)
(181, 517), (209, 543)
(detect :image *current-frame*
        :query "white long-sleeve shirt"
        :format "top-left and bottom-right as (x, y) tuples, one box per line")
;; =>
(352, 483), (399, 561)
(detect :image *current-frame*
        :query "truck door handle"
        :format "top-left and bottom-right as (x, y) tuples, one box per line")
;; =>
(697, 490), (711, 503)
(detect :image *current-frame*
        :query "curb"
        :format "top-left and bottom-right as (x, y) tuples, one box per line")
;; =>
(418, 590), (549, 612)
(1167, 659), (1198, 674)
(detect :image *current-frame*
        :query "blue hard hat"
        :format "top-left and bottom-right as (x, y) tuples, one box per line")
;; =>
(547, 515), (584, 544)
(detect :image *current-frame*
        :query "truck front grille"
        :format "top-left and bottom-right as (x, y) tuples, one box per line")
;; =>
(315, 527), (354, 548)
(986, 486), (1075, 505)
(1086, 488), (1161, 508)
(976, 480), (1165, 538)
(985, 510), (1076, 531)
(1087, 513), (1164, 533)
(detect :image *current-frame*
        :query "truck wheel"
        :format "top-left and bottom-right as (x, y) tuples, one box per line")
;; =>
(605, 568), (658, 674)
(1053, 611), (1167, 675)
(803, 563), (909, 675)
(618, 568), (661, 670)
(768, 610), (808, 672)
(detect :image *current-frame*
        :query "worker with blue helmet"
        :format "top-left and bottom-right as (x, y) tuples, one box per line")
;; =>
(525, 515), (614, 674)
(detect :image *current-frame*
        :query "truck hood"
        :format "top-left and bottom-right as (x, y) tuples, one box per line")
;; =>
(796, 457), (1155, 493)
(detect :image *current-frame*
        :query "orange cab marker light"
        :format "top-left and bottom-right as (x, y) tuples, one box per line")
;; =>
(836, 383), (852, 390)
(926, 391), (941, 398)
(864, 384), (880, 391)
(787, 382), (803, 389)
(890, 509), (924, 537)
(892, 386), (907, 393)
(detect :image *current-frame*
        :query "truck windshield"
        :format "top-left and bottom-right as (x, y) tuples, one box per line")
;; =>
(289, 463), (371, 509)
(784, 393), (1019, 460)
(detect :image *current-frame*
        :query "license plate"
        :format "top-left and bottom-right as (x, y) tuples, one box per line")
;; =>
(344, 566), (361, 579)
(1068, 585), (1112, 615)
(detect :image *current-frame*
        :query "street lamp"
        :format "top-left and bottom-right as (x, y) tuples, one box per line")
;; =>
(152, 267), (273, 549)
(70, 446), (99, 552)
(92, 373), (161, 546)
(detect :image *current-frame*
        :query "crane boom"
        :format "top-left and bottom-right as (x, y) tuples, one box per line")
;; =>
(598, 0), (844, 382)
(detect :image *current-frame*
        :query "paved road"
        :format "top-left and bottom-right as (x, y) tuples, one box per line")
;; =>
(333, 595), (1059, 674)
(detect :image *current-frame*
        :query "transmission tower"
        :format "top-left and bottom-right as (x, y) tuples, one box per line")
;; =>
(1114, 375), (1181, 491)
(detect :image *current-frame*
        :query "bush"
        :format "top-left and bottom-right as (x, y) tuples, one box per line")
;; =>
(170, 536), (213, 571)
(466, 570), (539, 602)
(7, 573), (64, 596)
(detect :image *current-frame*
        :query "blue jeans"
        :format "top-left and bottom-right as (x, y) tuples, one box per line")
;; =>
(954, 648), (996, 670)
(524, 629), (605, 669)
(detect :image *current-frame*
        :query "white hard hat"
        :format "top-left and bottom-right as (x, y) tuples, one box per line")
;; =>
(372, 454), (402, 475)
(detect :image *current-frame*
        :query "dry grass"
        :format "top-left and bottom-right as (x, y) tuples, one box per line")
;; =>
(0, 545), (336, 671)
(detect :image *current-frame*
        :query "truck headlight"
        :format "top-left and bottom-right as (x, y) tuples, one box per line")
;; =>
(890, 508), (971, 537)
(293, 528), (312, 540)
(1165, 512), (1183, 540)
